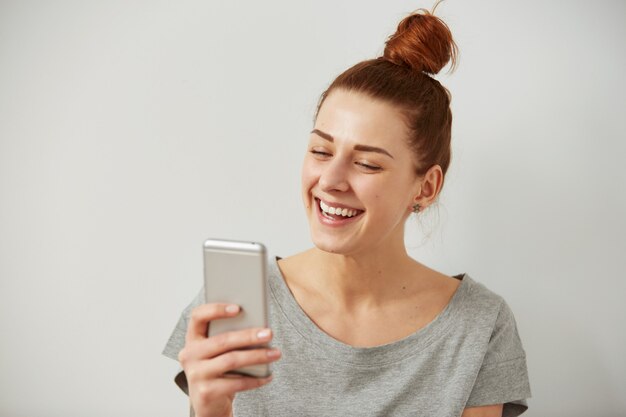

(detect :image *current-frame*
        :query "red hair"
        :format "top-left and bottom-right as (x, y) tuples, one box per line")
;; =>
(315, 6), (458, 186)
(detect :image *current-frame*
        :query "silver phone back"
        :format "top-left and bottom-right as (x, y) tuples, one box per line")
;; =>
(203, 238), (269, 377)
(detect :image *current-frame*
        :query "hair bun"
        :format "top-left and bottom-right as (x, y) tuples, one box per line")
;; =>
(383, 6), (458, 75)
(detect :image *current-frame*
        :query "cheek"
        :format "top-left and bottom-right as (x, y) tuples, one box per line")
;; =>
(360, 178), (411, 213)
(300, 158), (318, 206)
(351, 177), (382, 199)
(301, 158), (319, 186)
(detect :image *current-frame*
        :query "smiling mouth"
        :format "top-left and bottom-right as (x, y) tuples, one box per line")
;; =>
(316, 198), (364, 220)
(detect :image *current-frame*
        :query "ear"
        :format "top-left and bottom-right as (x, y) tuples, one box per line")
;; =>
(411, 165), (444, 210)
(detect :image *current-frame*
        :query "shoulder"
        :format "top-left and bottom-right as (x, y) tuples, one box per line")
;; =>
(443, 274), (525, 355)
(458, 275), (508, 317)
(461, 277), (531, 412)
(458, 275), (527, 361)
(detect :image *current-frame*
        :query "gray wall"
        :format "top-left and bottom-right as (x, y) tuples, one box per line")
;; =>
(1, 1), (624, 416)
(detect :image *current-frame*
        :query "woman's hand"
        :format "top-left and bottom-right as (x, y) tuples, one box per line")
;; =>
(178, 303), (281, 417)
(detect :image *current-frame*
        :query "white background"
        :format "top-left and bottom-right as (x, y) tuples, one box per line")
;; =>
(1, 1), (625, 416)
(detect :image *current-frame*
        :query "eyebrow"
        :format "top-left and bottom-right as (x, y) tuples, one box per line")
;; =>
(310, 129), (395, 159)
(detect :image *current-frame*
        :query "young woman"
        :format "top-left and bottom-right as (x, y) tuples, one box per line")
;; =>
(163, 7), (531, 417)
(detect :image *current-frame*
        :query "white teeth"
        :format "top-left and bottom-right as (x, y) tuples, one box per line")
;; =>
(319, 200), (359, 218)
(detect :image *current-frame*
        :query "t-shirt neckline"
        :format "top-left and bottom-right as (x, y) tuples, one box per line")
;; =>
(267, 256), (473, 367)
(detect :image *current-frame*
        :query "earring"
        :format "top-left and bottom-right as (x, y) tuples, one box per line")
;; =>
(412, 203), (421, 213)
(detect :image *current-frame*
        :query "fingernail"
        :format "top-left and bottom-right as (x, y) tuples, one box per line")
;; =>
(266, 348), (281, 358)
(257, 329), (271, 340)
(225, 304), (240, 314)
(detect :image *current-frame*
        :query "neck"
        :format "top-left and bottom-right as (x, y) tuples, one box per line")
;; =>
(303, 242), (424, 309)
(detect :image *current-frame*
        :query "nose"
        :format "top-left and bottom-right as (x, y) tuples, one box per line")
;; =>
(318, 157), (350, 193)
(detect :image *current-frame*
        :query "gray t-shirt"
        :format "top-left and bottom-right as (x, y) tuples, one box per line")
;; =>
(163, 257), (531, 417)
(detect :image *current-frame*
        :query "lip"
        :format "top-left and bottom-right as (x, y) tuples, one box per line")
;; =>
(314, 197), (364, 227)
(316, 197), (363, 212)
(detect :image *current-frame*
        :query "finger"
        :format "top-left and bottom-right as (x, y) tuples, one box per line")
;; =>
(205, 348), (282, 378)
(193, 375), (274, 400)
(186, 303), (240, 343)
(184, 348), (280, 383)
(217, 374), (274, 395)
(188, 328), (274, 360)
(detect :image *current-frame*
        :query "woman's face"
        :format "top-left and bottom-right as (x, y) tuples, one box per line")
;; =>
(301, 89), (424, 256)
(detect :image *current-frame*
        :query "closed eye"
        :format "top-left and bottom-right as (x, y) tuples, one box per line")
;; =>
(356, 162), (382, 171)
(310, 149), (382, 171)
(310, 150), (332, 157)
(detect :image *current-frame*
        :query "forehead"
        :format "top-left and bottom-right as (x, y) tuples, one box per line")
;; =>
(314, 90), (410, 149)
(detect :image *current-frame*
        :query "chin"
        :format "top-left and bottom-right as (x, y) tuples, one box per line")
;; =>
(309, 230), (358, 256)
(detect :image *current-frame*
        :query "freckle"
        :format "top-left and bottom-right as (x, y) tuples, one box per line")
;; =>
(402, 286), (406, 290)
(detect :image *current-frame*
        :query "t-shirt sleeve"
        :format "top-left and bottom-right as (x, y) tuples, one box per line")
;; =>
(162, 287), (206, 395)
(466, 298), (532, 417)
(162, 286), (206, 360)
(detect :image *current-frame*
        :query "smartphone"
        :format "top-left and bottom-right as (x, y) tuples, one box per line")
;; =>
(203, 238), (270, 378)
